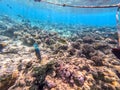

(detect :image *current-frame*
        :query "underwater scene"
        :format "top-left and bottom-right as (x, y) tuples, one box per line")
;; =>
(0, 0), (120, 90)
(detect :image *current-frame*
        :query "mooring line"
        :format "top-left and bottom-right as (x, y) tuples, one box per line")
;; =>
(34, 0), (120, 47)
(34, 0), (120, 8)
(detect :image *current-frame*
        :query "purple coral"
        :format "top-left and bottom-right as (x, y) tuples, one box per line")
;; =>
(46, 81), (56, 89)
(55, 63), (85, 86)
(77, 76), (85, 86)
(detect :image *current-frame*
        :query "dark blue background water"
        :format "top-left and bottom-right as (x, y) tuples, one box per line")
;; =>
(0, 0), (119, 27)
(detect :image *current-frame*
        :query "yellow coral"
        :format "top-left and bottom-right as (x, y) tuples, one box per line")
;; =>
(112, 81), (119, 86)
(12, 70), (19, 79)
(0, 43), (7, 48)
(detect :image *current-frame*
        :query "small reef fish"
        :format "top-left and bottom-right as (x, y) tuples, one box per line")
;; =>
(6, 4), (12, 9)
(33, 42), (42, 61)
(17, 14), (23, 18)
(0, 45), (3, 52)
(0, 43), (7, 52)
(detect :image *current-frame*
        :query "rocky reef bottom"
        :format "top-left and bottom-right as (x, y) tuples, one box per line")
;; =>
(0, 15), (120, 90)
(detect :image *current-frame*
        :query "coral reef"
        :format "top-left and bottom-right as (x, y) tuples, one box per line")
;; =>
(0, 15), (120, 90)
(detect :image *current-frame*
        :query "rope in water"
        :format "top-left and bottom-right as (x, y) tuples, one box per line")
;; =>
(34, 0), (120, 8)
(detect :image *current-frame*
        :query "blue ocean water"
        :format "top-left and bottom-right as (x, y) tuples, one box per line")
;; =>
(0, 0), (119, 27)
